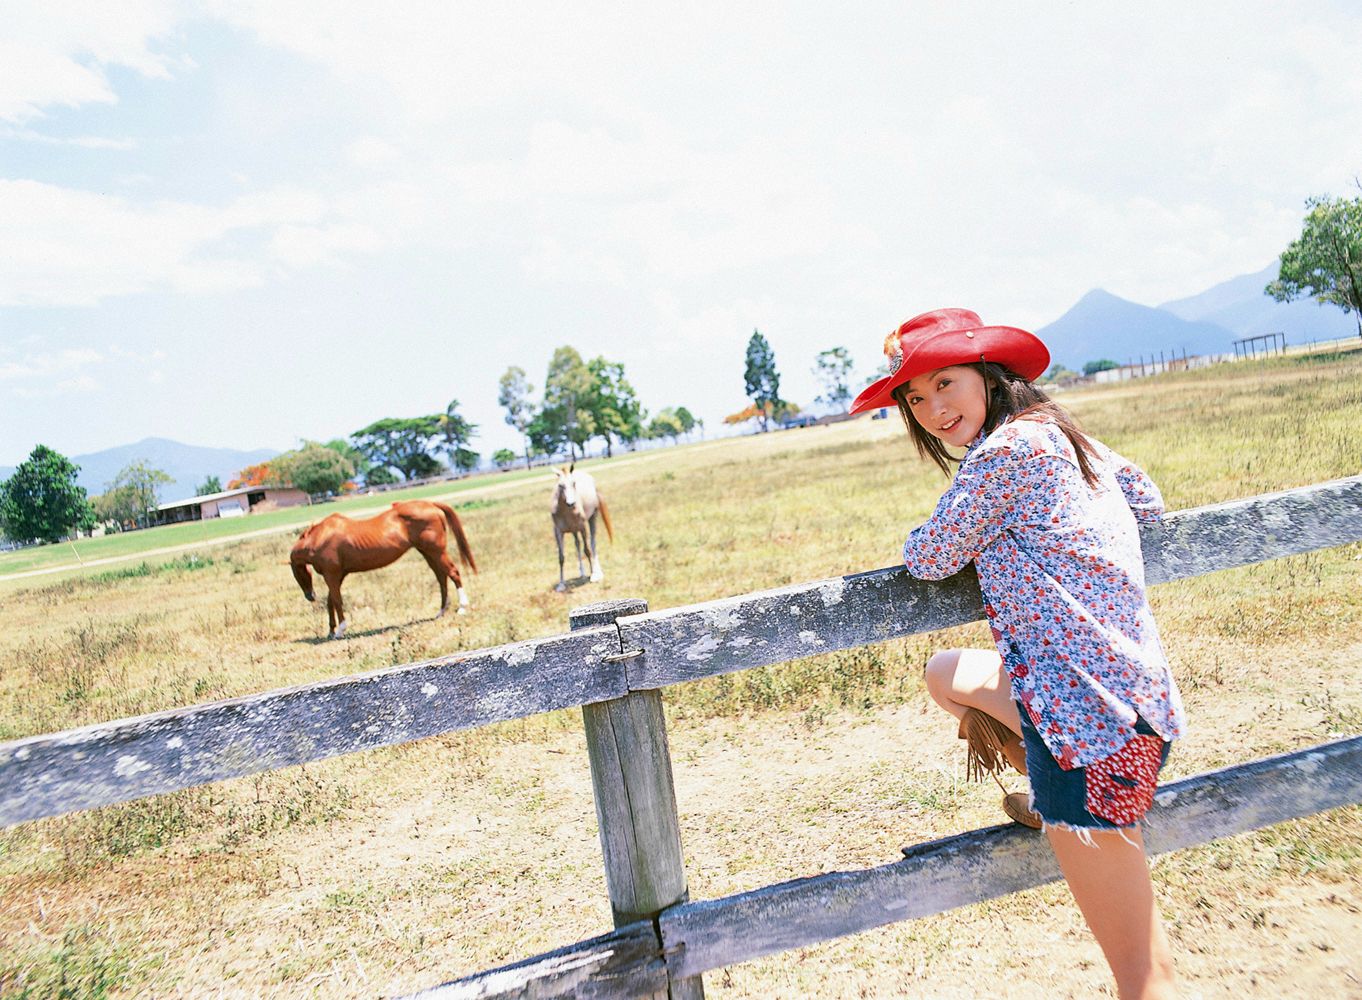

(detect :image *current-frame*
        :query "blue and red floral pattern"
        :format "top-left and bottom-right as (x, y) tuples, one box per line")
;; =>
(904, 416), (1185, 770)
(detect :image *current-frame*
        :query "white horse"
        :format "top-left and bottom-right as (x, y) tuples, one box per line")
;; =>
(550, 465), (614, 592)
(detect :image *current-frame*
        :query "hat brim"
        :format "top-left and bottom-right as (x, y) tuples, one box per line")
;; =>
(849, 325), (1049, 414)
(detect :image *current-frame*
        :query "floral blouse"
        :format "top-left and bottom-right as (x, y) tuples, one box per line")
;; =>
(903, 416), (1185, 769)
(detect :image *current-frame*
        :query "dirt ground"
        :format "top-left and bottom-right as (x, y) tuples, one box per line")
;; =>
(4, 637), (1358, 998)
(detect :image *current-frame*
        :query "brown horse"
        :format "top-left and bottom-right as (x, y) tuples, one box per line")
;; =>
(290, 500), (477, 638)
(550, 465), (613, 592)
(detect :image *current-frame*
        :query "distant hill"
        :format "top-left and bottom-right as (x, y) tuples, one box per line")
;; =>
(1159, 261), (1358, 341)
(1035, 289), (1239, 370)
(0, 437), (278, 504)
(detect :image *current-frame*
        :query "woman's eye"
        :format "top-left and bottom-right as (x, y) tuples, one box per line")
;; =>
(938, 379), (951, 390)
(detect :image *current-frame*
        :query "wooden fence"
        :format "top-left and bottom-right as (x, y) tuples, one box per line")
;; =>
(3, 475), (1361, 998)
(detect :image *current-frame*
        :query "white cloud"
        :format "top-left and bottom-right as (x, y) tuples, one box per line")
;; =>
(0, 0), (183, 122)
(0, 179), (371, 306)
(0, 346), (104, 401)
(55, 374), (98, 392)
(0, 126), (137, 149)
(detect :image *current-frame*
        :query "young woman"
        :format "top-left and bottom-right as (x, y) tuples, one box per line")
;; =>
(850, 308), (1185, 1000)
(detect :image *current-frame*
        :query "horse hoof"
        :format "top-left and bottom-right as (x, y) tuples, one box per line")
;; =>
(555, 583), (567, 593)
(436, 607), (449, 619)
(333, 622), (348, 638)
(590, 572), (603, 583)
(456, 606), (468, 615)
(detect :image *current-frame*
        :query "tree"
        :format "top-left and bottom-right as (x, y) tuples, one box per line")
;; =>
(365, 466), (398, 487)
(350, 416), (443, 480)
(324, 439), (369, 479)
(1083, 359), (1120, 375)
(723, 402), (768, 427)
(491, 448), (517, 469)
(498, 366), (538, 469)
(407, 451), (445, 479)
(813, 346), (854, 411)
(586, 357), (645, 457)
(1044, 363), (1078, 383)
(275, 442), (354, 496)
(543, 347), (596, 460)
(229, 462), (278, 489)
(103, 460), (173, 529)
(91, 489), (129, 531)
(673, 406), (697, 438)
(1267, 192), (1362, 338)
(436, 400), (479, 475)
(196, 475), (223, 495)
(743, 329), (783, 432)
(527, 410), (567, 461)
(647, 409), (685, 442)
(0, 445), (94, 543)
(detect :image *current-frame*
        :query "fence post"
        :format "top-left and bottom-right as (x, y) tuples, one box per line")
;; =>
(571, 599), (704, 1000)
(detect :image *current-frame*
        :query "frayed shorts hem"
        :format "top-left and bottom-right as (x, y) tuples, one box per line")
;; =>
(1017, 701), (1171, 833)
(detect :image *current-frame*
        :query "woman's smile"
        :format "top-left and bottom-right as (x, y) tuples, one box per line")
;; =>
(903, 365), (989, 447)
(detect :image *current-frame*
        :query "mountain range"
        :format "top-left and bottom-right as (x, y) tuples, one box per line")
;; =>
(0, 437), (278, 506)
(1035, 260), (1356, 370)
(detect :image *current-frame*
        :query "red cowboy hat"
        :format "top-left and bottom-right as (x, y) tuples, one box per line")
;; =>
(849, 308), (1050, 415)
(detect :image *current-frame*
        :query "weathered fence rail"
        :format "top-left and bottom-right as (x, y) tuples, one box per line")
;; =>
(3, 474), (1361, 998)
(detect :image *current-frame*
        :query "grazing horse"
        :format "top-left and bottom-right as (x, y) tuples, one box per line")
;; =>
(550, 465), (614, 592)
(290, 500), (477, 638)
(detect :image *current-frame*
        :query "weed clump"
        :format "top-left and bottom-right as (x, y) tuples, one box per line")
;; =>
(0, 924), (136, 999)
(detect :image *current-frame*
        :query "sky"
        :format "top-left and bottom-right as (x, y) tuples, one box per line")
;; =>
(2, 1), (1360, 468)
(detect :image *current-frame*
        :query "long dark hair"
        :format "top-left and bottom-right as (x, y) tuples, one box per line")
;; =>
(892, 362), (1100, 486)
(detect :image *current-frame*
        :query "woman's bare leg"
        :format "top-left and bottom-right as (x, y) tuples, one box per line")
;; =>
(923, 648), (1021, 735)
(1047, 825), (1179, 1000)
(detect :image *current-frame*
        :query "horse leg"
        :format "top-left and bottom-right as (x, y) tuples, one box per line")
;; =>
(325, 571), (347, 638)
(423, 547), (468, 617)
(588, 515), (603, 582)
(555, 524), (568, 592)
(420, 547), (451, 617)
(573, 531), (586, 580)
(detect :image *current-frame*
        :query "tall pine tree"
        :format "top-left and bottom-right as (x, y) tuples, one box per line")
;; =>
(743, 329), (783, 432)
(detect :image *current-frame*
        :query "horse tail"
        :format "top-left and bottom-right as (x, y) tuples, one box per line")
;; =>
(596, 493), (615, 543)
(436, 502), (478, 574)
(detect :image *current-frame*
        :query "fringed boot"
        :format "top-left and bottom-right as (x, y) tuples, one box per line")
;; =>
(958, 708), (1042, 829)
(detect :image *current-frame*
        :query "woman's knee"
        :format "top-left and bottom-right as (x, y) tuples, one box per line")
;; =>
(923, 649), (961, 703)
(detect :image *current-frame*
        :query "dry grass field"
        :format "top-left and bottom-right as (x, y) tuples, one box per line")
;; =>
(2, 346), (1362, 998)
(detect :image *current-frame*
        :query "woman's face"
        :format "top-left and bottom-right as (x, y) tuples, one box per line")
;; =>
(901, 365), (989, 448)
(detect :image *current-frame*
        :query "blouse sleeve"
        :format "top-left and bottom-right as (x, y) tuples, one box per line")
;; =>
(903, 445), (1062, 580)
(1109, 451), (1164, 523)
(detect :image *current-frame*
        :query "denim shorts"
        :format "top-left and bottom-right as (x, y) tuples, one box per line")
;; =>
(1016, 701), (1172, 831)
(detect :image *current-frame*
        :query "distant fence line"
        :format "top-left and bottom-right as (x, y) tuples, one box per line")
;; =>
(3, 475), (1361, 999)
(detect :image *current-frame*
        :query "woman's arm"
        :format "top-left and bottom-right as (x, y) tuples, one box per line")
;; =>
(1108, 450), (1164, 523)
(903, 445), (1057, 579)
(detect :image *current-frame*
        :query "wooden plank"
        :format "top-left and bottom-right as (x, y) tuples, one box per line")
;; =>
(0, 626), (621, 827)
(583, 690), (691, 926)
(619, 567), (984, 689)
(658, 735), (1362, 979)
(573, 600), (703, 1000)
(400, 921), (666, 1000)
(1142, 474), (1362, 585)
(620, 474), (1362, 688)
